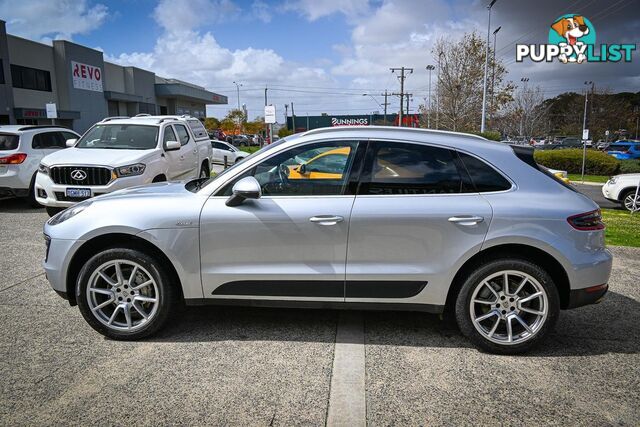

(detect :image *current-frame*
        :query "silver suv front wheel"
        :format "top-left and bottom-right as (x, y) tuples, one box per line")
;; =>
(77, 248), (177, 340)
(455, 258), (559, 354)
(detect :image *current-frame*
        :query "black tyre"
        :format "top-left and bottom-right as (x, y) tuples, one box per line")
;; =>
(46, 207), (65, 217)
(76, 248), (178, 340)
(455, 258), (560, 355)
(26, 173), (42, 208)
(235, 157), (245, 164)
(200, 163), (210, 178)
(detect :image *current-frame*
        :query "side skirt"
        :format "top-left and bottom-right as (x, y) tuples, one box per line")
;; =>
(184, 298), (444, 314)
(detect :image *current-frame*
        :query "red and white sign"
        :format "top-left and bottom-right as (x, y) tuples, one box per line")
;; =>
(71, 61), (103, 92)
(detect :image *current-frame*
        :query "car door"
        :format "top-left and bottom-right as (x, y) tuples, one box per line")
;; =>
(161, 125), (185, 180)
(199, 140), (364, 301)
(173, 123), (199, 178)
(345, 140), (494, 305)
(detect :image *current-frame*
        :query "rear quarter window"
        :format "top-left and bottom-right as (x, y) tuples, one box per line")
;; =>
(187, 120), (208, 139)
(0, 133), (19, 150)
(457, 152), (512, 192)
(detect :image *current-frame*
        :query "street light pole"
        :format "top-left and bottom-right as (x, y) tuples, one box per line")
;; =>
(426, 65), (435, 128)
(581, 81), (594, 182)
(490, 26), (501, 127)
(232, 81), (242, 110)
(481, 0), (498, 133)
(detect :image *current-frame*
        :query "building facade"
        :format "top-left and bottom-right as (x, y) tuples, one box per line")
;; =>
(0, 20), (227, 132)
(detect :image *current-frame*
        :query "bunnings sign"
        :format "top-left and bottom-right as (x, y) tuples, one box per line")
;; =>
(287, 114), (416, 131)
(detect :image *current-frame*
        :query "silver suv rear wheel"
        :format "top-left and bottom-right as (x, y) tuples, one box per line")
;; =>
(469, 270), (548, 345)
(455, 258), (559, 354)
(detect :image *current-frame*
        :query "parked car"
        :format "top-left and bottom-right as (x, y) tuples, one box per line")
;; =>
(547, 168), (570, 184)
(209, 129), (227, 142)
(35, 115), (213, 216)
(42, 126), (612, 354)
(0, 125), (80, 205)
(602, 173), (640, 211)
(596, 141), (610, 151)
(535, 137), (582, 151)
(228, 134), (251, 147)
(211, 140), (249, 165)
(606, 141), (640, 160)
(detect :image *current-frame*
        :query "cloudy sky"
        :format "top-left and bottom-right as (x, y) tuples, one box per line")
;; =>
(1, 0), (638, 120)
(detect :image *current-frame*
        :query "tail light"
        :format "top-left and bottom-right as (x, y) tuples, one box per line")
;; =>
(0, 153), (27, 164)
(567, 209), (605, 231)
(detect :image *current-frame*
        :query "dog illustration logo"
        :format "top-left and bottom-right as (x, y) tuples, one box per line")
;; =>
(549, 14), (595, 64)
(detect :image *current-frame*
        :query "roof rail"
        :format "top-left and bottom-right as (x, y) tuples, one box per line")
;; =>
(134, 113), (151, 117)
(16, 125), (71, 131)
(100, 116), (130, 122)
(301, 125), (487, 141)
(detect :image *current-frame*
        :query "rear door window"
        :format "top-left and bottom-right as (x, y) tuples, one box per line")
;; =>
(32, 132), (63, 149)
(360, 141), (466, 195)
(173, 124), (190, 146)
(0, 133), (19, 150)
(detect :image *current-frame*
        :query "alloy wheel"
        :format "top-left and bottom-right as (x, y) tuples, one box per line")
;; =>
(86, 260), (160, 332)
(469, 270), (548, 345)
(623, 192), (640, 212)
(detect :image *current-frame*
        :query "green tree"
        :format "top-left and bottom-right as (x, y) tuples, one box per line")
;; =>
(432, 32), (514, 133)
(204, 117), (221, 131)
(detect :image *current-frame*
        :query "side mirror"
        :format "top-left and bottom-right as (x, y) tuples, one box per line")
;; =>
(165, 140), (181, 151)
(66, 138), (77, 147)
(299, 163), (307, 174)
(226, 176), (261, 207)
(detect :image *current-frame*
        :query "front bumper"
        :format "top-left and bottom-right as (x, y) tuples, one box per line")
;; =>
(42, 236), (84, 300)
(567, 284), (608, 309)
(34, 172), (148, 207)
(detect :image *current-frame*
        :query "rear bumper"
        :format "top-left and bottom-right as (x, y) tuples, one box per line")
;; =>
(0, 186), (29, 197)
(567, 284), (608, 309)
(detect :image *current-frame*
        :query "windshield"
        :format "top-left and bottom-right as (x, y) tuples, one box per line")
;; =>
(0, 133), (19, 150)
(195, 134), (298, 193)
(76, 124), (159, 150)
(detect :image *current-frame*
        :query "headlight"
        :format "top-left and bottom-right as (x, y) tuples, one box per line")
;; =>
(608, 177), (617, 185)
(115, 163), (146, 177)
(38, 163), (50, 175)
(47, 202), (91, 226)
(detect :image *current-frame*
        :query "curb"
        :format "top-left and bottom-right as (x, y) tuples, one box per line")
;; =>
(570, 181), (604, 187)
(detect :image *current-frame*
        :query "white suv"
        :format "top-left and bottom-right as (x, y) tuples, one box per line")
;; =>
(602, 173), (640, 211)
(0, 125), (80, 206)
(35, 115), (213, 216)
(211, 140), (250, 165)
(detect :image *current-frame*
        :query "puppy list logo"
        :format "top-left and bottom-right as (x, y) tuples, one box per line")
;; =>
(516, 14), (636, 64)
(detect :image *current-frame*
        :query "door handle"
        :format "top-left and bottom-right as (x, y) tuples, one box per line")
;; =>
(448, 215), (484, 226)
(193, 149), (198, 154)
(309, 215), (344, 225)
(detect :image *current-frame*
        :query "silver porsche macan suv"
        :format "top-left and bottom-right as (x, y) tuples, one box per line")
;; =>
(43, 127), (612, 354)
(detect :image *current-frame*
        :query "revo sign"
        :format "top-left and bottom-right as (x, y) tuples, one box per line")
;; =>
(71, 61), (103, 92)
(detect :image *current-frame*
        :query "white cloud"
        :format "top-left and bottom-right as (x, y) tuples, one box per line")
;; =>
(251, 0), (272, 23)
(284, 0), (370, 21)
(152, 0), (240, 31)
(0, 0), (108, 40)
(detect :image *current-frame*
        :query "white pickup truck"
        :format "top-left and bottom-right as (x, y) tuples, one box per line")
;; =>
(35, 115), (213, 216)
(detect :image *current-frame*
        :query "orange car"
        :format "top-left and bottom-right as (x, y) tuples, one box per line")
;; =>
(288, 147), (351, 180)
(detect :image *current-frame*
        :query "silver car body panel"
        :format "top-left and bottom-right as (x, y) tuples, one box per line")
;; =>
(43, 127), (612, 308)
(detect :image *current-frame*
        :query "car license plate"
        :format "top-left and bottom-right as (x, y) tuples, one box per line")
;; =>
(66, 188), (91, 198)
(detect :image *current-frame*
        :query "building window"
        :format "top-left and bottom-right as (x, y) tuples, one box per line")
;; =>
(11, 64), (52, 92)
(138, 102), (156, 115)
(0, 59), (4, 84)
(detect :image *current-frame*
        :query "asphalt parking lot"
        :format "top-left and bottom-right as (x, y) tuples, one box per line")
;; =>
(0, 197), (638, 426)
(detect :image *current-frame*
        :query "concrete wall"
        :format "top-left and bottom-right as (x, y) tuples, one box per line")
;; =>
(104, 62), (125, 93)
(0, 21), (15, 123)
(7, 35), (59, 110)
(52, 40), (108, 132)
(124, 67), (157, 110)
